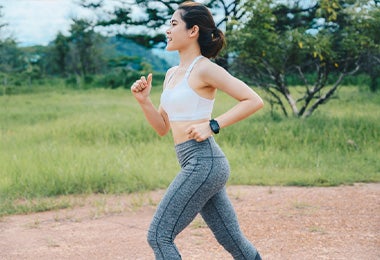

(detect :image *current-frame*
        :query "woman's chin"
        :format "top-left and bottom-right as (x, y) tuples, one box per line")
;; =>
(166, 44), (175, 51)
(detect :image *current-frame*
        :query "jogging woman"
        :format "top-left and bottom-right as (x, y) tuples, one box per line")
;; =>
(131, 2), (263, 259)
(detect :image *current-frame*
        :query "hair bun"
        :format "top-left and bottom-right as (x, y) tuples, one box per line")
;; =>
(212, 28), (219, 37)
(179, 2), (226, 58)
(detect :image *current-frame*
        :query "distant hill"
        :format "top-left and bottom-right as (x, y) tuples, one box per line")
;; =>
(104, 36), (176, 72)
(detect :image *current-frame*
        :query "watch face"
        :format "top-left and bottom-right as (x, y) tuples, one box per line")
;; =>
(210, 120), (220, 134)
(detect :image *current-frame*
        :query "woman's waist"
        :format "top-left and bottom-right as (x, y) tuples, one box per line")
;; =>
(170, 119), (209, 144)
(174, 136), (225, 159)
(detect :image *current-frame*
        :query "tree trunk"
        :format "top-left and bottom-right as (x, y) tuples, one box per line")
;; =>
(2, 75), (7, 96)
(369, 73), (379, 92)
(303, 64), (360, 117)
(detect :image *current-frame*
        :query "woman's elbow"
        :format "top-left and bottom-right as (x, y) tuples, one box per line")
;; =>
(251, 95), (264, 112)
(155, 113), (170, 136)
(156, 129), (169, 137)
(257, 97), (264, 110)
(155, 125), (170, 137)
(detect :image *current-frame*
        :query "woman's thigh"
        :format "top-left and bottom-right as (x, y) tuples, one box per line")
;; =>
(150, 156), (229, 238)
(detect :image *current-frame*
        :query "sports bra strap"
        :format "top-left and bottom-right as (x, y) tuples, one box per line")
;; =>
(165, 55), (203, 88)
(185, 55), (203, 78)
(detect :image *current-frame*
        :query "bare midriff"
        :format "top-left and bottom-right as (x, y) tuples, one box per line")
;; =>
(170, 119), (210, 144)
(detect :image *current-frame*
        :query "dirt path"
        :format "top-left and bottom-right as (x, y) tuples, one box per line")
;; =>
(0, 183), (379, 260)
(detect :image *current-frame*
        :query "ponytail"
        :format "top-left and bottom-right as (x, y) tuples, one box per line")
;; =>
(178, 2), (226, 58)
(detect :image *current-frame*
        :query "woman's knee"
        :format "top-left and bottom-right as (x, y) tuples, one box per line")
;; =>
(147, 224), (162, 250)
(147, 227), (182, 259)
(147, 229), (156, 248)
(147, 225), (170, 249)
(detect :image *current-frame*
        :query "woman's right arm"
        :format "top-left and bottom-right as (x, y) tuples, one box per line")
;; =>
(131, 73), (170, 136)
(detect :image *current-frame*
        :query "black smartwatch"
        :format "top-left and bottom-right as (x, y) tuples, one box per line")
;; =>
(209, 119), (220, 134)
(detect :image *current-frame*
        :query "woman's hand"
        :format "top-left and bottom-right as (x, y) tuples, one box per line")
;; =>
(131, 73), (153, 103)
(186, 121), (213, 142)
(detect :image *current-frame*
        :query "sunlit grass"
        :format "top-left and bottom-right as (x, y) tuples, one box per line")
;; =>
(0, 85), (379, 216)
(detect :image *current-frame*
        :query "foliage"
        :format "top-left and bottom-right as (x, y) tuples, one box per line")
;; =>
(81, 0), (245, 48)
(81, 0), (184, 47)
(49, 32), (71, 76)
(0, 36), (170, 90)
(0, 5), (26, 92)
(0, 38), (23, 74)
(228, 0), (379, 117)
(62, 18), (106, 76)
(0, 1), (171, 90)
(0, 4), (7, 39)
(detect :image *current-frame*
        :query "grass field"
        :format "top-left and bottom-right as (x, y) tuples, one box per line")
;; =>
(0, 84), (379, 216)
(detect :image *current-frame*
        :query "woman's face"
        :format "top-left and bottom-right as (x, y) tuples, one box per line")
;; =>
(166, 10), (190, 51)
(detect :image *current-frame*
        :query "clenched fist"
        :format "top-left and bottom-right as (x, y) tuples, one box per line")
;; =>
(131, 73), (153, 103)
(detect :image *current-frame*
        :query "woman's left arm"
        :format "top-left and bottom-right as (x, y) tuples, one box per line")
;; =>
(206, 62), (264, 129)
(186, 62), (263, 141)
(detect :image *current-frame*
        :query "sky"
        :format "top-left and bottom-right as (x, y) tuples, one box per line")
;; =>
(0, 0), (178, 64)
(0, 0), (96, 46)
(0, 0), (221, 47)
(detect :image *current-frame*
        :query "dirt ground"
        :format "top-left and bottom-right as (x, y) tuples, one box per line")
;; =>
(0, 183), (379, 260)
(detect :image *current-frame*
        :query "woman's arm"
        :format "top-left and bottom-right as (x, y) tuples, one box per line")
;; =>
(205, 63), (264, 129)
(186, 61), (263, 141)
(131, 73), (171, 136)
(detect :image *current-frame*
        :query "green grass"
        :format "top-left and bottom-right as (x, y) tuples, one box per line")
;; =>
(0, 85), (379, 216)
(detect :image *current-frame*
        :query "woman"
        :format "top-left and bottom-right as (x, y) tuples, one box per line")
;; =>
(131, 1), (263, 259)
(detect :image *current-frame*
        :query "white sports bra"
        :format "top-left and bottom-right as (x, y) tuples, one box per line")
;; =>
(160, 56), (215, 122)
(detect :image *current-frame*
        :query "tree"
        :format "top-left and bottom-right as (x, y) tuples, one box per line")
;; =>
(0, 4), (24, 91)
(80, 0), (245, 48)
(80, 0), (177, 48)
(19, 46), (46, 85)
(349, 2), (380, 92)
(80, 0), (247, 70)
(67, 18), (106, 77)
(0, 4), (6, 40)
(49, 32), (70, 76)
(228, 0), (379, 117)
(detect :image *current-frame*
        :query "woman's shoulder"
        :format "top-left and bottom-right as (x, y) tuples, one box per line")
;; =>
(198, 57), (228, 78)
(166, 65), (178, 75)
(199, 57), (224, 70)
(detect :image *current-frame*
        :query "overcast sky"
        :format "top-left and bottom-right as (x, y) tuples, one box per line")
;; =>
(0, 0), (94, 46)
(0, 0), (221, 47)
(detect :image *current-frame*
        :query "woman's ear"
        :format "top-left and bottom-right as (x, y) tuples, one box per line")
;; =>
(189, 25), (199, 37)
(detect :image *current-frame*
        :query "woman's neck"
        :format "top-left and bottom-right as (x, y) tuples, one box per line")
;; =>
(177, 50), (202, 68)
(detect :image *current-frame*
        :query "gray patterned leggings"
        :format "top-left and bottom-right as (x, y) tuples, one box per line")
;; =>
(147, 137), (261, 259)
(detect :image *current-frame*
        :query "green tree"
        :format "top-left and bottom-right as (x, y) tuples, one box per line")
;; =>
(0, 5), (24, 91)
(67, 18), (106, 77)
(229, 0), (379, 117)
(81, 0), (247, 70)
(0, 4), (6, 39)
(348, 2), (380, 92)
(81, 0), (244, 48)
(20, 46), (46, 85)
(49, 32), (70, 76)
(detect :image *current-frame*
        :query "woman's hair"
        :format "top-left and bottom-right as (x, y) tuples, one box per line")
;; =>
(178, 1), (225, 58)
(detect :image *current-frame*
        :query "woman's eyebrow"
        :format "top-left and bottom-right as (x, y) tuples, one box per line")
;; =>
(170, 19), (178, 24)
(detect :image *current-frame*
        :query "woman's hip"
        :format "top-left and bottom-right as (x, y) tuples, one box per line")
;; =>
(175, 137), (226, 166)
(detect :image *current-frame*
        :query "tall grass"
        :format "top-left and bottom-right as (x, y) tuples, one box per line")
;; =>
(214, 87), (379, 186)
(0, 85), (379, 216)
